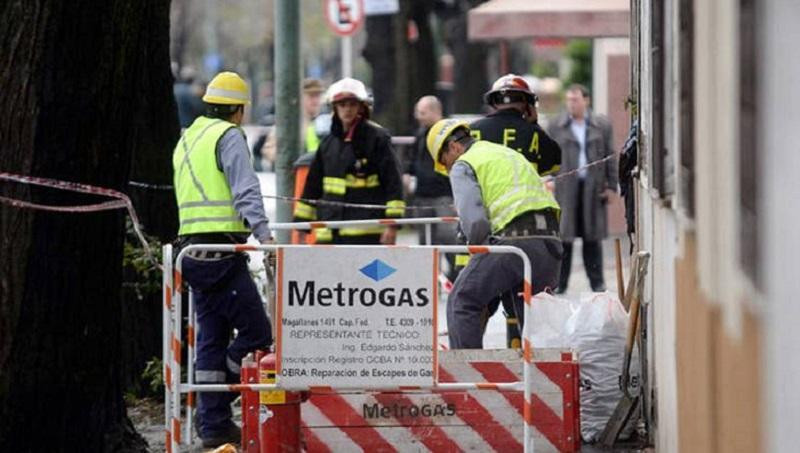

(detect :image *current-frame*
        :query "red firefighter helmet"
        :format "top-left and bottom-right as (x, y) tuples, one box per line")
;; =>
(483, 73), (538, 107)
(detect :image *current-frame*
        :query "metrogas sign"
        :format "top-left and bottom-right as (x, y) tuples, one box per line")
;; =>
(287, 257), (430, 308)
(276, 246), (437, 389)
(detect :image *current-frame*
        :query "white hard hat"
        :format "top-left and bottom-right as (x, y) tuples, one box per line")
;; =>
(326, 77), (370, 105)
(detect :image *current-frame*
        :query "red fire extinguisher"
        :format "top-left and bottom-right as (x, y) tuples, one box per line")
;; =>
(259, 353), (303, 452)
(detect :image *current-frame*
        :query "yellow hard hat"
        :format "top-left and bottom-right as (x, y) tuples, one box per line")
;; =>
(426, 119), (470, 175)
(203, 71), (250, 105)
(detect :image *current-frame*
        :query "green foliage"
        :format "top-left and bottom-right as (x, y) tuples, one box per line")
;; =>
(141, 357), (164, 396)
(122, 219), (162, 300)
(531, 60), (559, 79)
(565, 39), (593, 89)
(125, 357), (164, 399)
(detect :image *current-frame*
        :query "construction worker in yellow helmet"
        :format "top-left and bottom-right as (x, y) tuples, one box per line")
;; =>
(172, 71), (271, 447)
(426, 118), (563, 349)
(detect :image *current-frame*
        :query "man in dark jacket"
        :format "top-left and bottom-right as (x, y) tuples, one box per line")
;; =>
(294, 78), (405, 244)
(548, 84), (617, 293)
(404, 95), (460, 282)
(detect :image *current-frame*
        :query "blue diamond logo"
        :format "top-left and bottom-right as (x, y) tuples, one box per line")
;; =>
(359, 259), (396, 282)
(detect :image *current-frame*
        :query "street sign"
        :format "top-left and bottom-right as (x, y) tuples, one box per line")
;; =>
(364, 0), (399, 16)
(276, 246), (437, 389)
(324, 0), (365, 37)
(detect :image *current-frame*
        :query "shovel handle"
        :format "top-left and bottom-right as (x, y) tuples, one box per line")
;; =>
(620, 252), (650, 391)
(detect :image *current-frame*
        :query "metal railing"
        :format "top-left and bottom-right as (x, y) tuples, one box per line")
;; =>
(162, 217), (541, 452)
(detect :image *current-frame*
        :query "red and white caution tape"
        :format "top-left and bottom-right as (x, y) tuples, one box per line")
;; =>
(128, 180), (174, 190)
(127, 155), (616, 213)
(0, 172), (160, 270)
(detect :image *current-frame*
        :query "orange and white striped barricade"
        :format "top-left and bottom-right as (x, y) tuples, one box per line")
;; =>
(165, 242), (574, 452)
(162, 243), (175, 451)
(300, 348), (579, 452)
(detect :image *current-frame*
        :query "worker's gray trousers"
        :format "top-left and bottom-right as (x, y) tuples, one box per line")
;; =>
(447, 236), (562, 349)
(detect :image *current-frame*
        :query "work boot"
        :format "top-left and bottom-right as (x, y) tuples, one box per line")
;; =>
(200, 422), (241, 448)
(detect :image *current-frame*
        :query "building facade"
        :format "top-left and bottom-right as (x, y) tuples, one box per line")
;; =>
(632, 0), (799, 450)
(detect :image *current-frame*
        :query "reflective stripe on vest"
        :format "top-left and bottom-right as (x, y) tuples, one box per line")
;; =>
(385, 199), (406, 217)
(339, 226), (385, 236)
(457, 140), (559, 233)
(345, 173), (380, 188)
(294, 201), (316, 220)
(314, 227), (333, 242)
(305, 123), (320, 153)
(322, 176), (346, 195)
(173, 116), (249, 235)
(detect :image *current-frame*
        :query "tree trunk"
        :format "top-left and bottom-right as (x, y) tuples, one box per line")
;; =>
(364, 2), (437, 134)
(442, 0), (489, 114)
(0, 1), (176, 450)
(363, 14), (396, 128)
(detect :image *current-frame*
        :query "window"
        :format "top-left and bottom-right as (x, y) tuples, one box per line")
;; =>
(739, 0), (759, 287)
(679, 0), (695, 216)
(650, 0), (675, 198)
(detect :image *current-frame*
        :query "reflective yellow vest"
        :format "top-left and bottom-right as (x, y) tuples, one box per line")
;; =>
(173, 116), (249, 236)
(457, 140), (559, 233)
(305, 123), (320, 153)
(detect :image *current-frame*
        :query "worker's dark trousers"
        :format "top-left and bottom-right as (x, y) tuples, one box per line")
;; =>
(183, 254), (272, 438)
(447, 237), (562, 349)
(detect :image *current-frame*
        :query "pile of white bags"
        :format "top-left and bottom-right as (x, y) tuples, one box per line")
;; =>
(530, 292), (639, 442)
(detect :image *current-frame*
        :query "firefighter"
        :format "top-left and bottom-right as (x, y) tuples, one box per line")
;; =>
(427, 119), (563, 349)
(470, 74), (562, 176)
(293, 77), (405, 244)
(173, 71), (272, 447)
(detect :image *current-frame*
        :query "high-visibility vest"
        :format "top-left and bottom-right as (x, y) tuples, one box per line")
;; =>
(305, 123), (320, 153)
(457, 140), (560, 233)
(173, 116), (249, 236)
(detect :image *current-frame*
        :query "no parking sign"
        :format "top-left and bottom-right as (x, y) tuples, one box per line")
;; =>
(324, 0), (365, 37)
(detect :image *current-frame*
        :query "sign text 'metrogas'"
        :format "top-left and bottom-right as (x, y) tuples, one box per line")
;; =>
(288, 281), (430, 307)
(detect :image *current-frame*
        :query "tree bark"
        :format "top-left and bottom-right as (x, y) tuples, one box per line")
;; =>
(364, 2), (437, 134)
(441, 0), (489, 114)
(363, 14), (396, 127)
(0, 1), (176, 450)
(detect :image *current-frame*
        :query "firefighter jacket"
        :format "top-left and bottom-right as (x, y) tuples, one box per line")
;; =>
(470, 108), (562, 176)
(294, 116), (405, 240)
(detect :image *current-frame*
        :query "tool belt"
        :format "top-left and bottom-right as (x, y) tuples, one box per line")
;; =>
(497, 209), (560, 239)
(174, 233), (248, 261)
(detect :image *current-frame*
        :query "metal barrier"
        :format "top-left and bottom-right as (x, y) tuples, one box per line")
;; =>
(163, 224), (541, 451)
(270, 215), (460, 246)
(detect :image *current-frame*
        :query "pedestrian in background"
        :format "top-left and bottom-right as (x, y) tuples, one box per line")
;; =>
(173, 71), (272, 448)
(548, 84), (617, 293)
(261, 78), (326, 169)
(404, 96), (460, 281)
(294, 77), (405, 244)
(173, 65), (205, 129)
